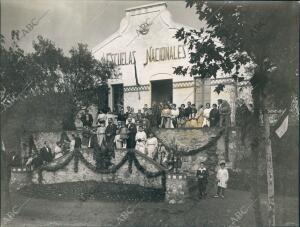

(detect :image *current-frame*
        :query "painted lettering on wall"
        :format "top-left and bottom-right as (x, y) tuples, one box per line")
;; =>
(101, 45), (187, 66)
(103, 51), (136, 66)
(143, 45), (186, 66)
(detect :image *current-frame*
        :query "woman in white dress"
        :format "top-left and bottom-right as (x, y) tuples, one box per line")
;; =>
(203, 103), (212, 127)
(160, 104), (173, 128)
(171, 104), (179, 128)
(135, 126), (147, 153)
(146, 132), (158, 159)
(97, 121), (106, 147)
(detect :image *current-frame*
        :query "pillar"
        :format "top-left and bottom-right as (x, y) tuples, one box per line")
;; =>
(165, 173), (188, 204)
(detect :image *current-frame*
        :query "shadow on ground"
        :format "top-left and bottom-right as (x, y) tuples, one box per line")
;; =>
(18, 181), (165, 202)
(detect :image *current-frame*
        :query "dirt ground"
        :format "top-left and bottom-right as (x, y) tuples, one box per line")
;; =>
(3, 182), (298, 227)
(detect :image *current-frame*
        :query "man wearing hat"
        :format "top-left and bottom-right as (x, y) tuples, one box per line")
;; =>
(196, 162), (209, 199)
(214, 160), (229, 198)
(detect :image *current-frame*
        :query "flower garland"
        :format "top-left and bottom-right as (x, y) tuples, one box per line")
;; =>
(36, 147), (166, 188)
(38, 152), (75, 183)
(76, 149), (165, 180)
(40, 152), (74, 172)
(75, 149), (130, 174)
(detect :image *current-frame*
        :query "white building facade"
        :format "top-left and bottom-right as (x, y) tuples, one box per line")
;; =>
(93, 2), (252, 121)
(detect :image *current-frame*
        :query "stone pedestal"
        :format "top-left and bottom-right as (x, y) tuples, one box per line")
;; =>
(165, 173), (188, 204)
(10, 167), (32, 189)
(216, 135), (225, 162)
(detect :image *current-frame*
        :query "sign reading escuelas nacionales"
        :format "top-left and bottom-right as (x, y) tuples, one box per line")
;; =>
(101, 45), (187, 66)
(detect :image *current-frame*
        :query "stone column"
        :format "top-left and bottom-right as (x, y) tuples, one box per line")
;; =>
(10, 167), (32, 189)
(216, 134), (225, 163)
(165, 173), (188, 204)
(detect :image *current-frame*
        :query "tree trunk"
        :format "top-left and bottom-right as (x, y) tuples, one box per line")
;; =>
(1, 141), (12, 217)
(262, 101), (276, 226)
(250, 79), (263, 227)
(250, 141), (263, 227)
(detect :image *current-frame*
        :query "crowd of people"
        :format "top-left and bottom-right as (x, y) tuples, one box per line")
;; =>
(25, 98), (252, 173)
(70, 98), (238, 167)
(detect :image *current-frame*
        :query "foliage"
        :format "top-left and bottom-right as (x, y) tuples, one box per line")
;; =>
(174, 1), (298, 106)
(0, 35), (118, 113)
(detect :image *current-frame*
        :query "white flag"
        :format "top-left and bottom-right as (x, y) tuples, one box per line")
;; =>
(275, 115), (289, 138)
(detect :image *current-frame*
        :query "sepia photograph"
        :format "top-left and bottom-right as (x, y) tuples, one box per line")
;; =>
(1, 0), (299, 226)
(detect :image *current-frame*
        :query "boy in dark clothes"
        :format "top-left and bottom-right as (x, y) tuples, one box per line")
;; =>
(196, 162), (209, 199)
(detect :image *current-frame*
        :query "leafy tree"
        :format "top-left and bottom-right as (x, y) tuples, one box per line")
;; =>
(0, 35), (33, 112)
(174, 1), (298, 226)
(1, 35), (118, 126)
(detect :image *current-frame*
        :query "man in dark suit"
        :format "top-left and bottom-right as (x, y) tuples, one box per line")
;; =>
(126, 117), (137, 149)
(80, 109), (94, 128)
(185, 101), (193, 118)
(40, 141), (54, 163)
(105, 118), (117, 158)
(209, 104), (220, 127)
(196, 162), (209, 199)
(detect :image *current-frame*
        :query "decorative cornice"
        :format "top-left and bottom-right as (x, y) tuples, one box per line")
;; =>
(124, 85), (150, 93)
(209, 77), (251, 87)
(209, 77), (235, 86)
(173, 81), (194, 89)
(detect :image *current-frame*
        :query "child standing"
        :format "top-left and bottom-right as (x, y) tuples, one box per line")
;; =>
(196, 162), (209, 199)
(214, 161), (229, 198)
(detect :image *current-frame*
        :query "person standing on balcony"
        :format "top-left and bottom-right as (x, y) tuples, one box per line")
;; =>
(96, 121), (106, 147)
(146, 132), (158, 159)
(160, 104), (173, 128)
(196, 105), (204, 127)
(190, 104), (198, 128)
(218, 99), (231, 127)
(209, 104), (220, 127)
(171, 104), (179, 128)
(184, 101), (193, 127)
(203, 103), (212, 127)
(135, 126), (147, 153)
(178, 104), (186, 128)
